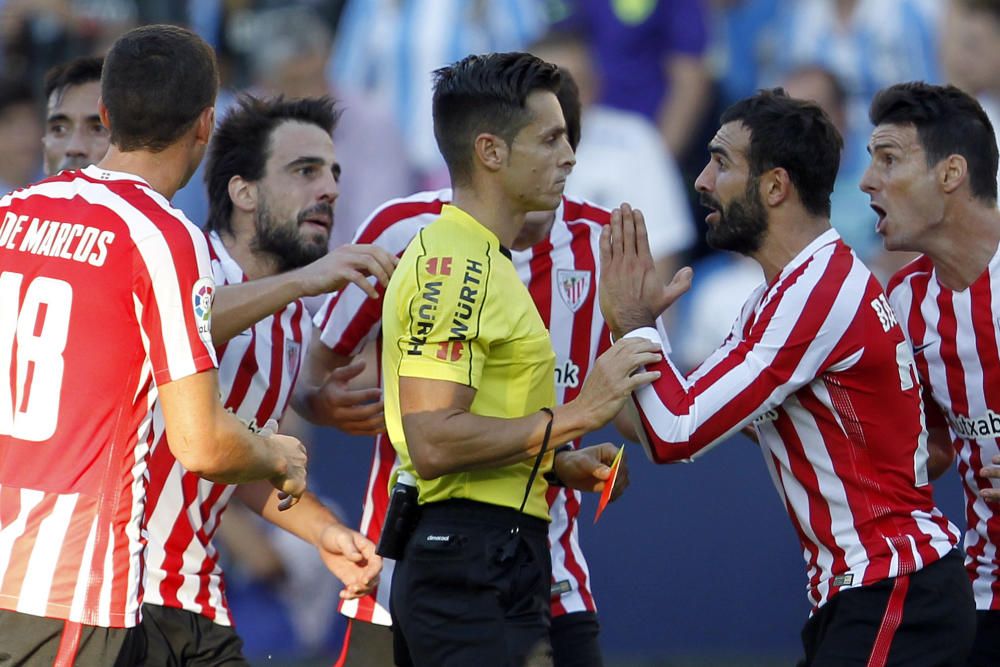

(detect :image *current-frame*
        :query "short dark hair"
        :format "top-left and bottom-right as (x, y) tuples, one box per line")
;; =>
(0, 78), (35, 118)
(205, 95), (340, 233)
(720, 88), (843, 217)
(557, 69), (582, 152)
(432, 52), (562, 184)
(102, 25), (218, 152)
(956, 0), (1000, 22)
(43, 56), (103, 102)
(869, 82), (998, 204)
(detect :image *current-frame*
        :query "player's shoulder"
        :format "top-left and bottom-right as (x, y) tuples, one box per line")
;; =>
(885, 254), (934, 298)
(559, 194), (611, 227)
(354, 188), (452, 244)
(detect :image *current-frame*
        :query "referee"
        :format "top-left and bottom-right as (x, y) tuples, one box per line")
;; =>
(381, 52), (662, 667)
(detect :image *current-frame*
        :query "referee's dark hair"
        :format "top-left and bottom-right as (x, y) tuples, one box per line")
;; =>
(721, 88), (843, 218)
(101, 25), (218, 152)
(44, 57), (103, 103)
(205, 95), (340, 234)
(432, 52), (562, 185)
(557, 69), (582, 152)
(870, 82), (998, 204)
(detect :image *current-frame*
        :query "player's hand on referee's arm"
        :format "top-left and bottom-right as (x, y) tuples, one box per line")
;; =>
(553, 443), (630, 502)
(316, 524), (382, 600)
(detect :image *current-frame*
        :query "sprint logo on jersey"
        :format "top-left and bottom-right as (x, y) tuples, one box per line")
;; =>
(192, 277), (214, 343)
(554, 359), (581, 388)
(950, 409), (1000, 440)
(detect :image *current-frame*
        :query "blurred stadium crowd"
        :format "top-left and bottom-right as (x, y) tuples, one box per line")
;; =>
(1, 0), (998, 662)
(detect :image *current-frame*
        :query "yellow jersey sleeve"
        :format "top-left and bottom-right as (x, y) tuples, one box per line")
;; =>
(394, 228), (505, 389)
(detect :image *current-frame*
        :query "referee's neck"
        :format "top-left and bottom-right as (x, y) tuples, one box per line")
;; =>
(451, 187), (526, 248)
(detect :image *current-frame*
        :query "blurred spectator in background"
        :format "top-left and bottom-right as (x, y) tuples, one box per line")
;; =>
(0, 0), (137, 84)
(556, 0), (712, 161)
(782, 65), (876, 263)
(942, 0), (1000, 192)
(0, 77), (41, 193)
(249, 5), (415, 249)
(329, 0), (548, 186)
(708, 0), (783, 108)
(530, 28), (696, 284)
(759, 0), (942, 198)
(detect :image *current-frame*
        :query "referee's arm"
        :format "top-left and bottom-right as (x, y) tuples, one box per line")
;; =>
(400, 337), (661, 480)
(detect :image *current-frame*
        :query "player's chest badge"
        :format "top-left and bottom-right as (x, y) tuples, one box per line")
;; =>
(285, 340), (302, 373)
(556, 269), (591, 313)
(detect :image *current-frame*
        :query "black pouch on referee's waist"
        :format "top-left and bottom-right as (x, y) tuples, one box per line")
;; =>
(376, 470), (421, 561)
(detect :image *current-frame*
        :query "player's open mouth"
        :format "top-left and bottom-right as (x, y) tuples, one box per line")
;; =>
(870, 203), (887, 233)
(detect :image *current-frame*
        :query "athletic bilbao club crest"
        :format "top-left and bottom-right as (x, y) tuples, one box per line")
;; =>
(556, 269), (590, 313)
(285, 340), (301, 373)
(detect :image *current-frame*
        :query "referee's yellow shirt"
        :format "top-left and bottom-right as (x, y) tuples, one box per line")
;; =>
(381, 204), (557, 521)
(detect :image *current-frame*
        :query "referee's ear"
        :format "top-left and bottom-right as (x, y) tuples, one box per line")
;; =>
(228, 174), (257, 214)
(474, 132), (507, 174)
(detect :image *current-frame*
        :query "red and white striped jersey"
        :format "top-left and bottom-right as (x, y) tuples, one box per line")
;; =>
(629, 229), (959, 611)
(315, 190), (612, 624)
(142, 230), (310, 626)
(887, 245), (1000, 610)
(0, 166), (217, 627)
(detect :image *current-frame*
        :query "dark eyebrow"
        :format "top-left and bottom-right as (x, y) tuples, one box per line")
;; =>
(867, 142), (899, 156)
(285, 156), (326, 170)
(46, 113), (71, 124)
(708, 144), (731, 160)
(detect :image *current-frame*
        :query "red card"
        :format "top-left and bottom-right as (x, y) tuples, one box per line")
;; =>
(593, 445), (625, 524)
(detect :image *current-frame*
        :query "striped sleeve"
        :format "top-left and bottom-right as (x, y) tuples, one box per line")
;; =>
(131, 210), (217, 385)
(629, 245), (864, 461)
(314, 192), (448, 354)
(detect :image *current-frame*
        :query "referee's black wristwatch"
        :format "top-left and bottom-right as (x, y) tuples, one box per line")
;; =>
(543, 444), (574, 487)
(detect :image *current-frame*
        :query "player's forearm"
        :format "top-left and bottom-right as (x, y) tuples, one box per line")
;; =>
(403, 405), (596, 479)
(211, 276), (308, 344)
(192, 406), (288, 484)
(237, 482), (337, 546)
(160, 371), (288, 483)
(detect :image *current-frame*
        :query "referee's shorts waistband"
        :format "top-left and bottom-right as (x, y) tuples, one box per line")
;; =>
(419, 499), (548, 535)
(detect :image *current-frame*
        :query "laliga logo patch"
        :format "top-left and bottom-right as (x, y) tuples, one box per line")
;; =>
(192, 277), (215, 343)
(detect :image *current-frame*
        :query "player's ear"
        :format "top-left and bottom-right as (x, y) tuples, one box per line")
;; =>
(474, 133), (507, 174)
(194, 107), (214, 146)
(939, 154), (968, 196)
(762, 167), (790, 208)
(228, 175), (257, 214)
(98, 98), (111, 132)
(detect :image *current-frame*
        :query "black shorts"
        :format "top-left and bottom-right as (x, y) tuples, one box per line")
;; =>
(390, 499), (553, 667)
(0, 608), (144, 666)
(338, 600), (602, 667)
(334, 618), (395, 667)
(798, 549), (975, 666)
(969, 609), (1000, 667)
(551, 611), (602, 667)
(140, 603), (248, 666)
